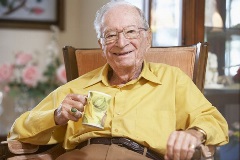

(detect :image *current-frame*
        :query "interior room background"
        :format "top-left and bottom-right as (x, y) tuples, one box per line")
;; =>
(0, 0), (239, 159)
(0, 0), (107, 134)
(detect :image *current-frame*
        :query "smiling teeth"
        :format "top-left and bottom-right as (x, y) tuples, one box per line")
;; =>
(115, 51), (131, 55)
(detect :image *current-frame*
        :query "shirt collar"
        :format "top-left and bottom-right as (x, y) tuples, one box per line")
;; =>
(83, 61), (162, 88)
(140, 60), (162, 85)
(83, 63), (109, 88)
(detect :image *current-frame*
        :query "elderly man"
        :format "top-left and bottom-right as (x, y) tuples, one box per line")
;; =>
(8, 1), (228, 160)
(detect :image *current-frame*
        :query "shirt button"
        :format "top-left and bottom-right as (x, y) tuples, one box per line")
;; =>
(115, 129), (118, 132)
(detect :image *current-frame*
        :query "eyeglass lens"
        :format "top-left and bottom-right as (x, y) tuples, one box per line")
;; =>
(102, 26), (145, 44)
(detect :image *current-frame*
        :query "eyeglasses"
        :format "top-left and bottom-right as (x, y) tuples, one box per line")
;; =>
(100, 25), (147, 45)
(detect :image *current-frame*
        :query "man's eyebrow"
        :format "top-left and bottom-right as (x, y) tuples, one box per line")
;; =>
(103, 25), (137, 32)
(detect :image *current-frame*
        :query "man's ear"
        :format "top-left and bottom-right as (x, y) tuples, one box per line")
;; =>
(147, 29), (152, 48)
(146, 30), (152, 50)
(98, 39), (103, 49)
(98, 39), (106, 58)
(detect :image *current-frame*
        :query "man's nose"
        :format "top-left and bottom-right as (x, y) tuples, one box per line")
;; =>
(115, 32), (129, 48)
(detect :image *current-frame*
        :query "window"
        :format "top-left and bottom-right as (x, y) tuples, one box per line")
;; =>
(205, 0), (240, 77)
(125, 0), (182, 46)
(150, 0), (182, 46)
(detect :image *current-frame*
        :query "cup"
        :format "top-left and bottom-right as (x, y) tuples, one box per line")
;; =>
(82, 91), (112, 129)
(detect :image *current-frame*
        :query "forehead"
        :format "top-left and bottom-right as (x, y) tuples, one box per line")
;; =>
(101, 5), (142, 31)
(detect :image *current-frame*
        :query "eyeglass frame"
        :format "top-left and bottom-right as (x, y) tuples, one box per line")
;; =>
(99, 25), (148, 45)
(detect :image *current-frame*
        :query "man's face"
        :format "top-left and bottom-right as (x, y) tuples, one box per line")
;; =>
(98, 5), (151, 71)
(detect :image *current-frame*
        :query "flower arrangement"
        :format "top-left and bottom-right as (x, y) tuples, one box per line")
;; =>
(0, 51), (66, 103)
(0, 25), (65, 113)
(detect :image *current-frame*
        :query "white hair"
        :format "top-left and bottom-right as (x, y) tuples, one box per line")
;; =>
(94, 0), (149, 39)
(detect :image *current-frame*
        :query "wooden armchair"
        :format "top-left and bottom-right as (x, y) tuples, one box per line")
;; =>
(63, 42), (208, 92)
(0, 42), (214, 160)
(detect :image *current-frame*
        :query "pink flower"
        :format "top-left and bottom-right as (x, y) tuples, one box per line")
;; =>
(22, 65), (41, 87)
(56, 65), (67, 84)
(4, 85), (10, 93)
(15, 52), (32, 66)
(0, 63), (14, 83)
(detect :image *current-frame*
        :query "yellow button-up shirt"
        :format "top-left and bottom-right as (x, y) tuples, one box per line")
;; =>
(8, 61), (228, 155)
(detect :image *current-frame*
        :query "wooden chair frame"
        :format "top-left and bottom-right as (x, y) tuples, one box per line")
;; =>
(63, 42), (208, 92)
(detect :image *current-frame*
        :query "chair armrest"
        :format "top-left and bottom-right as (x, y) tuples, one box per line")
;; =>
(0, 141), (11, 159)
(192, 145), (215, 160)
(1, 140), (65, 160)
(1, 140), (39, 154)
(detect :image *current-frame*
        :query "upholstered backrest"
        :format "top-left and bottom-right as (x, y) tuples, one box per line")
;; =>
(63, 42), (208, 92)
(75, 49), (106, 77)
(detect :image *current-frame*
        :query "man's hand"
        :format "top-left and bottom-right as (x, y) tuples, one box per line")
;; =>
(54, 94), (87, 125)
(164, 129), (204, 160)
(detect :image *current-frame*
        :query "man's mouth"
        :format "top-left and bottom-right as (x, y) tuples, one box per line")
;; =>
(113, 51), (133, 56)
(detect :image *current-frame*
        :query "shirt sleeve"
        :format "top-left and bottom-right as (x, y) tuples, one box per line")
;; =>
(175, 68), (229, 146)
(7, 89), (66, 145)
